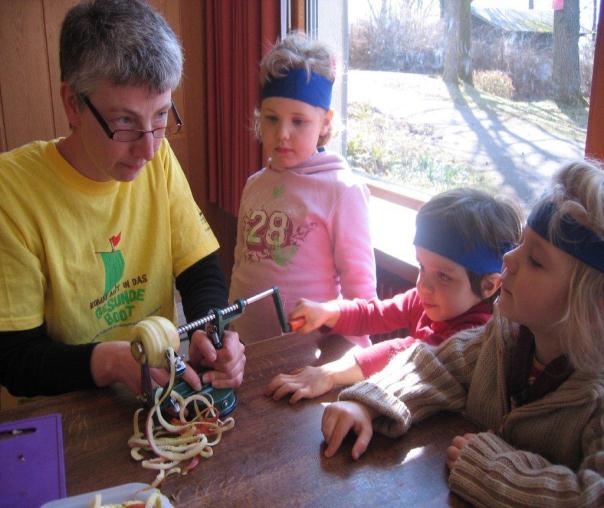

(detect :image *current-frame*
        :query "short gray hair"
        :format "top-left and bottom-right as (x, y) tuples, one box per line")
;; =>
(60, 0), (183, 97)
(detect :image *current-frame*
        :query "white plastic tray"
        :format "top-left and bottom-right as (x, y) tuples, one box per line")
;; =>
(40, 482), (173, 507)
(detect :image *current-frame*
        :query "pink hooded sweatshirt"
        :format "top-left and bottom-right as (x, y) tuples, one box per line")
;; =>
(229, 150), (377, 344)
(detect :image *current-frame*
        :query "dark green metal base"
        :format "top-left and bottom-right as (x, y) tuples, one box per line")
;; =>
(165, 379), (237, 418)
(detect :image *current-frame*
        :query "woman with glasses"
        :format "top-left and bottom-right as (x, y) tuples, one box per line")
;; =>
(0, 0), (245, 399)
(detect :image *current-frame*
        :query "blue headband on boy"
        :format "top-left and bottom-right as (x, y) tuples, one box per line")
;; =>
(528, 200), (604, 273)
(413, 214), (509, 274)
(261, 68), (333, 110)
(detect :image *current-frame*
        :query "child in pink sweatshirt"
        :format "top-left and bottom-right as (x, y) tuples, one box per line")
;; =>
(266, 187), (522, 403)
(229, 33), (376, 344)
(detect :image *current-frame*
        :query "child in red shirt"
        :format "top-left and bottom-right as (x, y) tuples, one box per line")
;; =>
(266, 187), (523, 403)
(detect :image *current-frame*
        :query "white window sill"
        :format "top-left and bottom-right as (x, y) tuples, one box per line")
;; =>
(369, 195), (419, 284)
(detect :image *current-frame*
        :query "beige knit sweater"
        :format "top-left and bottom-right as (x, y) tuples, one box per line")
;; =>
(339, 313), (604, 507)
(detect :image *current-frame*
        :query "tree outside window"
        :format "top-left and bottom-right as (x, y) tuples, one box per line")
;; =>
(318, 0), (598, 209)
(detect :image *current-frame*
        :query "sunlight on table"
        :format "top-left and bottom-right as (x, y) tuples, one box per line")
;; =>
(402, 445), (426, 464)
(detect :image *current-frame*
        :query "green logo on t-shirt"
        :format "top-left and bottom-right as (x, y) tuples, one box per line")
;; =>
(100, 233), (125, 295)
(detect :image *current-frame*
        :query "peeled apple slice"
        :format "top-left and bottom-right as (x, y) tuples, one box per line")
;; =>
(129, 316), (180, 368)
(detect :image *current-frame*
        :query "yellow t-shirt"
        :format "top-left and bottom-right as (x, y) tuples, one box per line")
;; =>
(0, 139), (219, 344)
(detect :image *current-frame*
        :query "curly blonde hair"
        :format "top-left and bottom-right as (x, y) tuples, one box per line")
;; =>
(538, 159), (604, 374)
(255, 32), (336, 147)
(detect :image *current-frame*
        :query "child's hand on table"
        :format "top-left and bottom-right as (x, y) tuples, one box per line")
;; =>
(266, 354), (363, 404)
(266, 365), (335, 403)
(322, 400), (376, 460)
(446, 433), (477, 469)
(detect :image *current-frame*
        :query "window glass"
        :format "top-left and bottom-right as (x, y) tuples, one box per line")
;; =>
(318, 0), (598, 210)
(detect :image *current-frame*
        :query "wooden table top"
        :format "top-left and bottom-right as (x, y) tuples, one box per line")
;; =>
(0, 333), (472, 507)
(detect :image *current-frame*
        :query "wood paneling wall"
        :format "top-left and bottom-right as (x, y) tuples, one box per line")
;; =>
(0, 0), (238, 281)
(0, 1), (186, 158)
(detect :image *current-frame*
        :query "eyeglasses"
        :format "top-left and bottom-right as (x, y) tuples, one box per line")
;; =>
(82, 95), (183, 142)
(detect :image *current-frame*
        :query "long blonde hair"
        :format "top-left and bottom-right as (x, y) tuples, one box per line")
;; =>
(539, 160), (604, 374)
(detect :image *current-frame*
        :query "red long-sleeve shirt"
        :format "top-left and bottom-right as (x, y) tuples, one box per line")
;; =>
(331, 288), (492, 377)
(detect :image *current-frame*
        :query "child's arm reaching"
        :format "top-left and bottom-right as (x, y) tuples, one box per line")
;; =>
(268, 293), (420, 403)
(293, 291), (418, 338)
(447, 414), (604, 507)
(265, 335), (426, 403)
(265, 352), (364, 403)
(289, 298), (341, 335)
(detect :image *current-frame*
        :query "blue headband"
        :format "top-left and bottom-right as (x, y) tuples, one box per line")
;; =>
(413, 214), (509, 274)
(528, 201), (604, 273)
(261, 68), (333, 110)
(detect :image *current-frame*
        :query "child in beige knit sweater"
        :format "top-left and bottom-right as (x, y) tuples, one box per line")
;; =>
(321, 160), (604, 507)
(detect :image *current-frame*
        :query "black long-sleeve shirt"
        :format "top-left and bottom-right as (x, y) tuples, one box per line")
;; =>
(0, 253), (228, 397)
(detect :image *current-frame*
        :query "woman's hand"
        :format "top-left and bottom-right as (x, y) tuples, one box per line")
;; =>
(188, 329), (246, 388)
(90, 341), (202, 395)
(90, 329), (247, 396)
